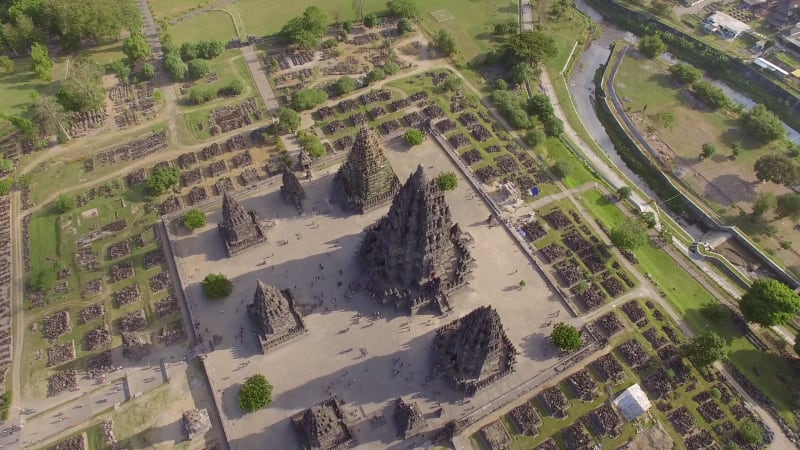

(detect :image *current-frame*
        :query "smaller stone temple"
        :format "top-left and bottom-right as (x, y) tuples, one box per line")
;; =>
(394, 397), (428, 439)
(182, 408), (211, 441)
(291, 397), (353, 450)
(359, 165), (474, 314)
(433, 306), (517, 396)
(217, 192), (267, 256)
(333, 127), (400, 213)
(247, 280), (306, 353)
(281, 166), (306, 211)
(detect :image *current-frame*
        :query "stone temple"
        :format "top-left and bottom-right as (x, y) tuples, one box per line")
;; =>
(247, 280), (306, 353)
(291, 397), (353, 450)
(358, 165), (473, 314)
(394, 397), (428, 439)
(334, 127), (400, 213)
(281, 166), (306, 211)
(433, 306), (517, 396)
(217, 192), (267, 256)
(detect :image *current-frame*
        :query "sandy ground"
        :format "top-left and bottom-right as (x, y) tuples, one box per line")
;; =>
(171, 137), (577, 449)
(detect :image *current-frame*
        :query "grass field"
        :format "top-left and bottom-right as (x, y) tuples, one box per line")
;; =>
(177, 49), (257, 109)
(149, 0), (214, 20)
(0, 58), (55, 117)
(22, 181), (184, 399)
(169, 9), (238, 44)
(580, 187), (799, 428)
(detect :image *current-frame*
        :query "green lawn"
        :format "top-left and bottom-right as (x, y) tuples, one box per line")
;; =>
(540, 137), (596, 188)
(23, 180), (184, 399)
(149, 0), (214, 20)
(79, 41), (126, 66)
(0, 58), (55, 116)
(177, 49), (257, 108)
(238, 0), (386, 37)
(169, 9), (238, 44)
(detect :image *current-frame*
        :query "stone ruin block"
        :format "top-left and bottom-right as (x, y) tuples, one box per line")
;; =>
(81, 302), (105, 323)
(208, 160), (228, 178)
(143, 248), (165, 269)
(160, 196), (182, 215)
(47, 341), (76, 367)
(182, 168), (203, 187)
(86, 324), (111, 351)
(122, 331), (152, 360)
(230, 149), (253, 168)
(149, 271), (172, 293)
(119, 309), (147, 332)
(126, 168), (147, 186)
(42, 310), (71, 340)
(88, 350), (113, 378)
(107, 240), (131, 260)
(111, 261), (135, 282)
(215, 177), (235, 195)
(155, 294), (180, 318)
(115, 284), (142, 307)
(158, 320), (185, 345)
(48, 369), (77, 396)
(188, 186), (208, 205)
(178, 152), (199, 169)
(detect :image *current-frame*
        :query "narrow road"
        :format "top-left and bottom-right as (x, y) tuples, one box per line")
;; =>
(240, 45), (280, 115)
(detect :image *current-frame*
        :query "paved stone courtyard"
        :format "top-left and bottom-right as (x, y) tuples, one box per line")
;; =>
(171, 138), (575, 449)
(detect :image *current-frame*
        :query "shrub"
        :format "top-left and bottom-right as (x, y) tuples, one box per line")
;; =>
(298, 132), (326, 158)
(146, 167), (181, 195)
(383, 61), (400, 76)
(218, 79), (244, 96)
(239, 374), (273, 412)
(363, 13), (378, 28)
(365, 68), (385, 84)
(202, 273), (233, 300)
(334, 76), (357, 95)
(141, 63), (156, 80)
(436, 172), (457, 191)
(57, 194), (76, 213)
(550, 322), (582, 352)
(189, 87), (217, 105)
(404, 129), (424, 146)
(291, 88), (328, 111)
(639, 34), (666, 58)
(183, 209), (207, 230)
(397, 18), (414, 34)
(187, 59), (211, 79)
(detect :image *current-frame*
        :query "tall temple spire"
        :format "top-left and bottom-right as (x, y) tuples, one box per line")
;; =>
(433, 306), (517, 396)
(217, 192), (266, 256)
(334, 127), (400, 213)
(247, 280), (305, 352)
(281, 166), (306, 211)
(358, 165), (473, 314)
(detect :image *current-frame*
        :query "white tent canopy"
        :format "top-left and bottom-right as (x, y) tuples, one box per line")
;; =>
(613, 383), (652, 421)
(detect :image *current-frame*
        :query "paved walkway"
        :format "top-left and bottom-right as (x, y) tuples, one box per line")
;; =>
(241, 45), (280, 116)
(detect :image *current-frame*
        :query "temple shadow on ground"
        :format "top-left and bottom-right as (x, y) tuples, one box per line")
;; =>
(226, 334), (456, 449)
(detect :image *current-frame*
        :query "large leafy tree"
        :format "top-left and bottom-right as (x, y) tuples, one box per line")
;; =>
(387, 0), (419, 19)
(404, 128), (424, 145)
(276, 107), (300, 133)
(610, 220), (648, 250)
(334, 76), (357, 95)
(183, 209), (207, 230)
(202, 273), (233, 300)
(752, 192), (776, 217)
(550, 322), (582, 352)
(281, 6), (328, 51)
(45, 0), (140, 45)
(740, 278), (800, 326)
(506, 30), (557, 65)
(668, 63), (702, 85)
(776, 193), (800, 220)
(681, 331), (726, 368)
(291, 88), (328, 111)
(122, 31), (151, 62)
(754, 154), (797, 186)
(691, 81), (729, 111)
(56, 58), (105, 112)
(29, 93), (72, 139)
(741, 104), (786, 143)
(30, 42), (53, 81)
(436, 172), (457, 191)
(239, 374), (273, 412)
(433, 29), (457, 56)
(639, 34), (666, 58)
(146, 166), (180, 195)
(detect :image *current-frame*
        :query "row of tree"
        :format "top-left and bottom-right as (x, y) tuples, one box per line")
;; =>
(0, 0), (141, 53)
